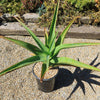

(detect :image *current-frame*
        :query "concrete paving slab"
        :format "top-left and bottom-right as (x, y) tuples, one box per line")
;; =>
(0, 23), (100, 39)
(0, 36), (100, 100)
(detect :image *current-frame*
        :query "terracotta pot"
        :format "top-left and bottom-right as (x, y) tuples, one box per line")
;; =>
(32, 63), (59, 92)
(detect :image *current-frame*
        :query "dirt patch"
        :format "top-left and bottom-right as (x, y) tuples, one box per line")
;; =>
(34, 62), (58, 79)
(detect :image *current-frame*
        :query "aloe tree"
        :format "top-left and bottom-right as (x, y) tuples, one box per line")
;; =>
(0, 0), (100, 81)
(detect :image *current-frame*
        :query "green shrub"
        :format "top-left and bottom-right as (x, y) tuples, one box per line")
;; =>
(0, 0), (44, 15)
(40, 0), (100, 26)
(67, 0), (96, 11)
(21, 0), (43, 12)
(0, 0), (25, 15)
(40, 0), (79, 26)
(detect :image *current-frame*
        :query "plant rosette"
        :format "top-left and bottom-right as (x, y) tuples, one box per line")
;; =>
(0, 0), (100, 92)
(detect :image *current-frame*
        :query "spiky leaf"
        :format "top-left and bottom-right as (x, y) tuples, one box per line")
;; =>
(51, 57), (100, 72)
(40, 63), (47, 81)
(14, 17), (49, 54)
(56, 17), (79, 46)
(40, 55), (50, 81)
(44, 28), (48, 47)
(0, 55), (46, 76)
(0, 36), (42, 55)
(48, 0), (60, 49)
(53, 43), (100, 57)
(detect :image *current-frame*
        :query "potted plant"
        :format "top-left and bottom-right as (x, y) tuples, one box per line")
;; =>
(0, 0), (100, 92)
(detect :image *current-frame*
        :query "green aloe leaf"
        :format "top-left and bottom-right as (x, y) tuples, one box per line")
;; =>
(56, 17), (79, 46)
(14, 17), (49, 54)
(53, 43), (100, 57)
(40, 55), (50, 81)
(51, 57), (100, 72)
(0, 36), (42, 55)
(48, 0), (60, 49)
(40, 63), (47, 81)
(0, 55), (46, 76)
(44, 29), (48, 47)
(49, 34), (58, 52)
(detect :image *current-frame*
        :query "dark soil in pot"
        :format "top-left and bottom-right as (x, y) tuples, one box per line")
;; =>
(32, 62), (59, 92)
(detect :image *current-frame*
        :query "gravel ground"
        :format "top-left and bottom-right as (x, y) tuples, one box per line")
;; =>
(0, 36), (100, 100)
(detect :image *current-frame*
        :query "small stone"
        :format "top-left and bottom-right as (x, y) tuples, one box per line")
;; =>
(53, 96), (64, 100)
(5, 46), (12, 52)
(80, 17), (93, 24)
(23, 13), (39, 23)
(97, 96), (100, 100)
(2, 14), (20, 22)
(2, 13), (16, 22)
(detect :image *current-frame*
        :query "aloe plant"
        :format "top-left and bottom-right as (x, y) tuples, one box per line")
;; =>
(0, 0), (100, 81)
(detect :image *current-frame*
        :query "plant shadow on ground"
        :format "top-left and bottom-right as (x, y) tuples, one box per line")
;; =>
(54, 53), (100, 100)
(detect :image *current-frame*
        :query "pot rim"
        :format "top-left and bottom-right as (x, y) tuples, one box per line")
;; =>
(32, 63), (59, 81)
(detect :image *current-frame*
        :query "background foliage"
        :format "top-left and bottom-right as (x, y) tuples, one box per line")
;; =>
(0, 0), (24, 15)
(40, 0), (100, 26)
(0, 0), (43, 14)
(0, 0), (100, 26)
